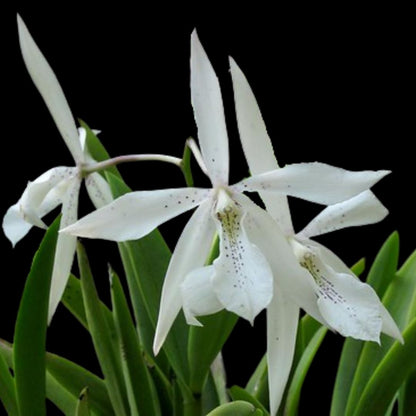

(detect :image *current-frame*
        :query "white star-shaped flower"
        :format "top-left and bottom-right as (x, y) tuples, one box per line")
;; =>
(229, 56), (402, 415)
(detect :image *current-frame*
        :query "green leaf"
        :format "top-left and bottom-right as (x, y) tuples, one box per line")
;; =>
(188, 310), (238, 393)
(0, 347), (17, 416)
(110, 268), (161, 416)
(77, 242), (129, 416)
(331, 232), (400, 416)
(61, 274), (89, 329)
(106, 172), (189, 381)
(346, 247), (416, 416)
(229, 386), (269, 415)
(13, 216), (60, 416)
(399, 371), (416, 416)
(75, 387), (90, 416)
(245, 354), (268, 407)
(45, 350), (113, 416)
(284, 326), (327, 416)
(353, 317), (416, 416)
(206, 400), (260, 415)
(181, 139), (194, 187)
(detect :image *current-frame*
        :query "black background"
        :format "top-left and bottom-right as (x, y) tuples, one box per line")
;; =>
(2, 3), (414, 414)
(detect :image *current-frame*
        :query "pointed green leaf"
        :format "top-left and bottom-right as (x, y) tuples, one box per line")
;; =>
(0, 347), (17, 416)
(399, 371), (416, 416)
(77, 242), (129, 416)
(245, 354), (268, 407)
(110, 268), (161, 416)
(61, 274), (88, 329)
(229, 386), (269, 415)
(331, 232), (400, 416)
(346, 247), (416, 416)
(284, 326), (327, 416)
(188, 310), (238, 393)
(13, 216), (60, 416)
(106, 171), (189, 381)
(353, 317), (416, 416)
(206, 400), (260, 415)
(75, 387), (90, 416)
(181, 139), (194, 187)
(45, 350), (113, 416)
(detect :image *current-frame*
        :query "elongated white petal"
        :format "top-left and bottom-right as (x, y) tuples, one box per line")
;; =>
(191, 30), (229, 186)
(63, 187), (210, 241)
(181, 265), (223, 326)
(17, 16), (83, 163)
(299, 191), (388, 238)
(85, 172), (113, 208)
(294, 242), (384, 342)
(267, 286), (299, 416)
(237, 162), (390, 205)
(48, 176), (81, 323)
(153, 199), (215, 354)
(211, 190), (273, 323)
(2, 203), (33, 246)
(234, 193), (328, 326)
(229, 57), (293, 234)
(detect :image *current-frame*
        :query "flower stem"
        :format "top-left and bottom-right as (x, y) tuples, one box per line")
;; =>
(82, 154), (183, 174)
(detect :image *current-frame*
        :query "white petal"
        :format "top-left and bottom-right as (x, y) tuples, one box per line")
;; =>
(267, 286), (299, 416)
(17, 16), (83, 163)
(297, 244), (384, 342)
(62, 187), (210, 241)
(211, 190), (273, 323)
(191, 30), (229, 186)
(181, 265), (223, 326)
(299, 191), (388, 238)
(237, 162), (390, 205)
(48, 176), (81, 323)
(234, 193), (327, 326)
(2, 203), (33, 246)
(85, 172), (113, 208)
(153, 199), (215, 354)
(229, 57), (293, 234)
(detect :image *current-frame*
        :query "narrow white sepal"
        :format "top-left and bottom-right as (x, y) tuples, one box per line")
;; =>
(62, 187), (210, 241)
(17, 15), (83, 163)
(237, 162), (390, 205)
(191, 30), (229, 187)
(153, 199), (216, 354)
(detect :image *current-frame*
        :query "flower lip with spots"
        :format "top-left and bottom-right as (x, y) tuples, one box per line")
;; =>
(63, 30), (390, 357)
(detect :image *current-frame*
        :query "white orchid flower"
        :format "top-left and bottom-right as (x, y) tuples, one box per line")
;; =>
(63, 30), (390, 357)
(3, 16), (113, 323)
(229, 57), (402, 415)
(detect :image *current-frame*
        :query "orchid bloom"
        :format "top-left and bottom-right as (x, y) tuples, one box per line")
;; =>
(229, 57), (402, 415)
(63, 30), (390, 356)
(3, 16), (113, 322)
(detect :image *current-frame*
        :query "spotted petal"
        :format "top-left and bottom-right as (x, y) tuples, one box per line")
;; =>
(229, 57), (293, 234)
(85, 172), (113, 209)
(299, 190), (388, 239)
(63, 187), (210, 241)
(236, 162), (390, 205)
(154, 199), (215, 354)
(17, 15), (83, 163)
(235, 192), (328, 327)
(191, 30), (229, 186)
(211, 190), (273, 323)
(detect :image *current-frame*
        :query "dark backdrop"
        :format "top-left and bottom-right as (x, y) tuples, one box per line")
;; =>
(3, 3), (413, 414)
